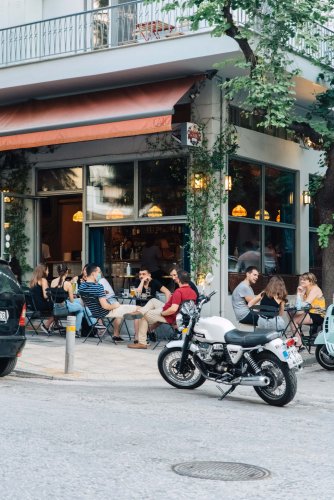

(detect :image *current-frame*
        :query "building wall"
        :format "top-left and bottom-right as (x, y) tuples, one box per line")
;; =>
(0, 0), (42, 28)
(42, 0), (85, 19)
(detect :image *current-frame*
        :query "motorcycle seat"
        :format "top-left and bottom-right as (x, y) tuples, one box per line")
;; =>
(224, 329), (282, 347)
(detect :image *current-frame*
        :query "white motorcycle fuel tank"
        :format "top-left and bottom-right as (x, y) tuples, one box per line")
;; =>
(194, 316), (235, 343)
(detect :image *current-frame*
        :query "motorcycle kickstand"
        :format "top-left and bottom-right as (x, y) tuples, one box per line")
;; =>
(216, 384), (236, 401)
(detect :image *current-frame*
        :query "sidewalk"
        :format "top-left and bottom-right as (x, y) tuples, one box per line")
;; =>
(14, 332), (317, 382)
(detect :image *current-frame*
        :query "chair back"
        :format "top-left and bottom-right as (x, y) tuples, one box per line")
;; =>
(79, 291), (106, 320)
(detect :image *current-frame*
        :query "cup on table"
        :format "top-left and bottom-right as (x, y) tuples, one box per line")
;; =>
(130, 286), (136, 297)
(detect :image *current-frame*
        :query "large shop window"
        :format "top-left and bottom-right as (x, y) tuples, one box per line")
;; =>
(87, 163), (134, 220)
(309, 174), (322, 276)
(37, 167), (83, 193)
(87, 159), (187, 221)
(228, 159), (296, 274)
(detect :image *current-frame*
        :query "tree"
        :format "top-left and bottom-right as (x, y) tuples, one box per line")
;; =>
(162, 0), (334, 300)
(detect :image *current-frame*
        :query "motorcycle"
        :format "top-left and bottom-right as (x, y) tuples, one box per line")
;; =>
(314, 304), (334, 370)
(158, 278), (303, 407)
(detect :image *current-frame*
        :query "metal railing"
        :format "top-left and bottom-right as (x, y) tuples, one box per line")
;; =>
(0, 2), (333, 68)
(0, 1), (207, 67)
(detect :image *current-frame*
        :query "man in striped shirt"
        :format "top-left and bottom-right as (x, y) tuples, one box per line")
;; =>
(78, 263), (139, 341)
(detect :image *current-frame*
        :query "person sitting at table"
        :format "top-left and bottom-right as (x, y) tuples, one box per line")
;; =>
(127, 270), (197, 350)
(292, 272), (326, 349)
(258, 276), (287, 331)
(232, 266), (263, 326)
(29, 263), (54, 334)
(135, 267), (171, 301)
(131, 268), (171, 344)
(169, 265), (199, 299)
(50, 263), (85, 337)
(78, 263), (139, 342)
(71, 264), (88, 289)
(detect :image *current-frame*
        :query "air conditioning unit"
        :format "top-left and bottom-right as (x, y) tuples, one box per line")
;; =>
(172, 122), (202, 147)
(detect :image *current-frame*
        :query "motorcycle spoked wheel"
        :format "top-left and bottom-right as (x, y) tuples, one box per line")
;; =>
(315, 345), (334, 370)
(253, 351), (297, 407)
(158, 347), (206, 389)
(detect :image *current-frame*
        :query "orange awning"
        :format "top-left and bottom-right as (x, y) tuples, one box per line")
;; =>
(0, 76), (201, 151)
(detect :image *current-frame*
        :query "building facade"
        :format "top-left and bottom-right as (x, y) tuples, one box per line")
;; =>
(0, 0), (326, 320)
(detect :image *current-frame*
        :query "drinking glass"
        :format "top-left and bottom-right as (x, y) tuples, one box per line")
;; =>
(130, 286), (136, 297)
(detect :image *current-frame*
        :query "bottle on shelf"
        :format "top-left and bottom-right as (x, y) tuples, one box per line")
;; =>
(126, 262), (131, 276)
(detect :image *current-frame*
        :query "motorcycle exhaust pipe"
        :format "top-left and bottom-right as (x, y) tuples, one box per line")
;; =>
(231, 376), (270, 387)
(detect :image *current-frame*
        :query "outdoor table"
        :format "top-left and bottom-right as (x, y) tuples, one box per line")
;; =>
(284, 305), (310, 337)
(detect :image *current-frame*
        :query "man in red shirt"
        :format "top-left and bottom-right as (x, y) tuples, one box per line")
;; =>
(128, 270), (197, 349)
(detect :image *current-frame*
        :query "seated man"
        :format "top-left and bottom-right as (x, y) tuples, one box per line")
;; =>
(231, 266), (263, 326)
(78, 263), (139, 341)
(128, 270), (197, 350)
(134, 267), (171, 301)
(169, 265), (199, 299)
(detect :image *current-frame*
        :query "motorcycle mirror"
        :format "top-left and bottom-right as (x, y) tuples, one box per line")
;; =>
(204, 273), (214, 285)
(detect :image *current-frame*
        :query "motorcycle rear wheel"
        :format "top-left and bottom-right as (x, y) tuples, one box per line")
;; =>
(158, 347), (205, 389)
(253, 351), (297, 406)
(315, 345), (334, 370)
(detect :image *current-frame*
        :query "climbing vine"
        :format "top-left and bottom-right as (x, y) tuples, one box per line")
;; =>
(0, 150), (32, 273)
(147, 124), (238, 279)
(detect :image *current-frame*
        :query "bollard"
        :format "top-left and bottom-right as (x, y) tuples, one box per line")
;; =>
(65, 315), (76, 374)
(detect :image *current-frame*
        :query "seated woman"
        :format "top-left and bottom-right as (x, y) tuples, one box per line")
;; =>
(258, 276), (287, 331)
(29, 264), (54, 333)
(51, 263), (85, 337)
(293, 272), (325, 349)
(71, 264), (88, 290)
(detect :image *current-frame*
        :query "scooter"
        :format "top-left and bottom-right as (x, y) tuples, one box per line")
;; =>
(314, 304), (334, 370)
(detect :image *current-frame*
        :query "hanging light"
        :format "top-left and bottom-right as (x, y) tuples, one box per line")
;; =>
(147, 205), (163, 217)
(224, 175), (232, 191)
(302, 191), (311, 205)
(232, 205), (247, 217)
(72, 210), (83, 222)
(255, 209), (270, 220)
(2, 190), (12, 203)
(106, 208), (125, 220)
(3, 222), (10, 229)
(190, 173), (208, 190)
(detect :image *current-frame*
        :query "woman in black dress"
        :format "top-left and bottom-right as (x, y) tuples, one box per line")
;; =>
(258, 276), (287, 331)
(29, 263), (54, 332)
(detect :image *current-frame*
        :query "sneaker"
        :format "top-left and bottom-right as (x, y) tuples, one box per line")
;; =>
(128, 343), (148, 349)
(112, 336), (125, 342)
(40, 325), (50, 335)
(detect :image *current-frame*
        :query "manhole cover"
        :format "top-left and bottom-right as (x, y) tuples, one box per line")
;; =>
(172, 461), (270, 481)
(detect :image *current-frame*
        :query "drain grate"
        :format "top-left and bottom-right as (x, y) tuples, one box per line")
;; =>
(172, 461), (270, 481)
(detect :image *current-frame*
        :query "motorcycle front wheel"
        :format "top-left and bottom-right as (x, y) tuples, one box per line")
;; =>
(158, 347), (206, 389)
(253, 351), (297, 406)
(315, 345), (334, 370)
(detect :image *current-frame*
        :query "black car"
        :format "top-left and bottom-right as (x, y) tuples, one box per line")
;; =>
(0, 259), (26, 376)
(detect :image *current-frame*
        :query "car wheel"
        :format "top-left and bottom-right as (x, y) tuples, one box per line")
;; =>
(0, 357), (17, 377)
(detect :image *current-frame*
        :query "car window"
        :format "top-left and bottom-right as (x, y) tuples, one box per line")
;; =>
(0, 266), (21, 293)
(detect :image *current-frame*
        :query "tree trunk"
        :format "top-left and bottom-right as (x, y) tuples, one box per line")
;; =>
(316, 145), (334, 304)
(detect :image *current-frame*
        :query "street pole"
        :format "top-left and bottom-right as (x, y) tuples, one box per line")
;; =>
(65, 315), (76, 374)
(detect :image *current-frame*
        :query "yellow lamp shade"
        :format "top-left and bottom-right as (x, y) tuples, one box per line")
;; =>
(232, 205), (247, 217)
(72, 210), (83, 222)
(147, 205), (163, 217)
(255, 209), (270, 220)
(106, 208), (125, 220)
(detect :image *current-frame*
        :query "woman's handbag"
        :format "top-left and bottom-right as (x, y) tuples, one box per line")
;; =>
(53, 302), (69, 317)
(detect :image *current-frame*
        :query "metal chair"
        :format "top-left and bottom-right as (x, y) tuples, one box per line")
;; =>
(152, 323), (181, 350)
(250, 304), (284, 332)
(79, 292), (115, 345)
(23, 288), (51, 336)
(46, 288), (69, 336)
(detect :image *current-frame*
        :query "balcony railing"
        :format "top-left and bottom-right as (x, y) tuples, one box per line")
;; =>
(0, 2), (333, 68)
(0, 1), (208, 67)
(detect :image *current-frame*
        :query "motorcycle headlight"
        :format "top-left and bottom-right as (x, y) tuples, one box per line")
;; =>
(176, 313), (183, 330)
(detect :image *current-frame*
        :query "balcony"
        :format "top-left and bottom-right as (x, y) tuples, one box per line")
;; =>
(0, 1), (210, 68)
(0, 2), (332, 69)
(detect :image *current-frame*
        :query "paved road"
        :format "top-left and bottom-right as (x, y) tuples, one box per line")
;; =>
(0, 364), (333, 500)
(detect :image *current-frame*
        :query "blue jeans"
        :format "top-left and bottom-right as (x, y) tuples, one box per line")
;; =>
(66, 298), (84, 332)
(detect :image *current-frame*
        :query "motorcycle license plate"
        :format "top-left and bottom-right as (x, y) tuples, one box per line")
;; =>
(286, 347), (302, 368)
